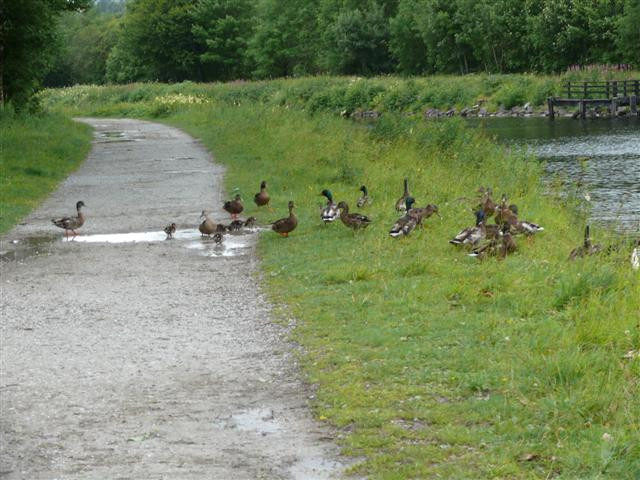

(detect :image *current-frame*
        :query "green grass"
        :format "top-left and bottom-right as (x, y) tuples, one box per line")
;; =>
(40, 85), (640, 478)
(0, 111), (93, 234)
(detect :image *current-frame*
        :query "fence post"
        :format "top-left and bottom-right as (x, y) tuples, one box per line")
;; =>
(583, 82), (587, 99)
(611, 97), (618, 117)
(613, 81), (618, 97)
(631, 95), (638, 116)
(547, 97), (555, 119)
(606, 82), (610, 98)
(580, 100), (586, 119)
(567, 82), (571, 98)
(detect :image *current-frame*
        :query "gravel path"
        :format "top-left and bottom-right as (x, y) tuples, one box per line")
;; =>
(0, 119), (348, 479)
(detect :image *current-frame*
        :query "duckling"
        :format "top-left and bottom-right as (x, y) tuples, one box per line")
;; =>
(254, 181), (272, 210)
(569, 225), (602, 259)
(272, 200), (298, 237)
(508, 204), (544, 236)
(395, 178), (411, 212)
(223, 194), (244, 220)
(357, 185), (372, 208)
(164, 222), (177, 239)
(389, 197), (418, 237)
(469, 223), (516, 259)
(337, 201), (372, 230)
(199, 210), (216, 237)
(449, 210), (499, 247)
(228, 220), (245, 231)
(213, 232), (224, 245)
(52, 201), (86, 238)
(216, 223), (228, 233)
(244, 216), (258, 228)
(320, 189), (339, 223)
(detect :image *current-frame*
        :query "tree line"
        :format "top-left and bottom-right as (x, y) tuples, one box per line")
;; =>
(2, 0), (639, 108)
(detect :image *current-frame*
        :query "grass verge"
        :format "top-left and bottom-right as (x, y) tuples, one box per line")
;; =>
(0, 111), (93, 234)
(41, 88), (640, 478)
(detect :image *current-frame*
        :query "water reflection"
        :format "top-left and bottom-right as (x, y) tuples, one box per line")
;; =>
(470, 117), (640, 232)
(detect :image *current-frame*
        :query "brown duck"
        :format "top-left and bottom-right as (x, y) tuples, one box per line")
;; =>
(52, 201), (85, 238)
(337, 201), (372, 230)
(271, 201), (298, 237)
(254, 181), (271, 209)
(199, 210), (217, 237)
(223, 194), (244, 219)
(569, 225), (602, 260)
(164, 223), (177, 239)
(395, 178), (411, 212)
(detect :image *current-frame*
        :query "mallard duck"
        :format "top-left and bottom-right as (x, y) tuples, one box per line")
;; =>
(272, 200), (298, 237)
(449, 210), (499, 247)
(631, 240), (639, 271)
(254, 181), (271, 210)
(337, 201), (372, 230)
(52, 201), (86, 238)
(357, 185), (372, 208)
(395, 178), (411, 212)
(213, 232), (224, 245)
(494, 194), (518, 227)
(244, 216), (258, 228)
(164, 223), (177, 239)
(320, 189), (339, 223)
(199, 210), (216, 237)
(469, 223), (516, 259)
(409, 203), (440, 225)
(477, 187), (497, 218)
(223, 194), (244, 219)
(569, 225), (602, 259)
(390, 197), (418, 237)
(507, 204), (544, 236)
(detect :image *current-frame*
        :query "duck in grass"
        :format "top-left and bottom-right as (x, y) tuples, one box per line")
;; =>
(569, 225), (602, 260)
(390, 197), (418, 237)
(395, 178), (411, 212)
(272, 200), (298, 237)
(507, 204), (544, 236)
(449, 210), (499, 247)
(223, 194), (244, 220)
(337, 201), (372, 231)
(469, 223), (516, 259)
(52, 201), (85, 239)
(254, 181), (272, 211)
(164, 223), (177, 239)
(320, 189), (339, 223)
(477, 187), (497, 218)
(357, 185), (372, 208)
(631, 240), (639, 271)
(409, 202), (440, 225)
(199, 210), (217, 237)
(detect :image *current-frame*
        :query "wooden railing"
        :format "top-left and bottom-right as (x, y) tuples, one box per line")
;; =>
(565, 80), (640, 99)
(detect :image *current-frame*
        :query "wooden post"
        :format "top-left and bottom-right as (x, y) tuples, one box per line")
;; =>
(606, 81), (610, 98)
(567, 82), (571, 98)
(580, 100), (586, 119)
(613, 81), (618, 97)
(611, 98), (618, 117)
(583, 82), (587, 99)
(631, 95), (638, 116)
(547, 97), (555, 119)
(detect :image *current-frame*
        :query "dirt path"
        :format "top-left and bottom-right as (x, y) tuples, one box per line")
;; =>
(0, 119), (348, 479)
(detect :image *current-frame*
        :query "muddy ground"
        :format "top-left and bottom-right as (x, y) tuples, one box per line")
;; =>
(0, 119), (349, 479)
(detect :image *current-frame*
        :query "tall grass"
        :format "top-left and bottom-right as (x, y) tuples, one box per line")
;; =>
(0, 110), (92, 234)
(40, 86), (640, 478)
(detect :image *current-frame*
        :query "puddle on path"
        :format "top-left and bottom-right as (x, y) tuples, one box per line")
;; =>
(0, 236), (56, 262)
(289, 456), (346, 480)
(214, 407), (282, 435)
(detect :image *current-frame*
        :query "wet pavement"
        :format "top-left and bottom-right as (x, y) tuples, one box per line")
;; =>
(0, 118), (349, 479)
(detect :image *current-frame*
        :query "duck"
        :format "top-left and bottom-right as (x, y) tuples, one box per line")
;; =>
(213, 232), (224, 245)
(254, 181), (271, 210)
(507, 204), (544, 236)
(494, 194), (518, 227)
(449, 210), (499, 247)
(337, 201), (372, 231)
(389, 197), (418, 237)
(164, 223), (177, 239)
(223, 194), (244, 219)
(409, 203), (440, 225)
(216, 223), (228, 233)
(569, 225), (602, 259)
(244, 216), (258, 228)
(632, 240), (639, 271)
(320, 189), (339, 223)
(357, 185), (372, 208)
(477, 187), (497, 218)
(272, 200), (298, 237)
(228, 219), (245, 231)
(52, 201), (86, 238)
(395, 178), (411, 212)
(199, 210), (217, 237)
(469, 223), (517, 259)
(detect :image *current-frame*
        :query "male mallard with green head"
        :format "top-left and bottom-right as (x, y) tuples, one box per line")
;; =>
(52, 201), (86, 238)
(357, 185), (372, 208)
(320, 189), (339, 223)
(199, 210), (216, 237)
(272, 201), (298, 237)
(395, 178), (411, 212)
(449, 210), (499, 247)
(223, 194), (244, 219)
(337, 201), (372, 230)
(390, 197), (418, 237)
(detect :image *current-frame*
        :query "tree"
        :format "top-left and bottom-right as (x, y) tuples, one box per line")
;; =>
(191, 0), (255, 81)
(0, 0), (90, 108)
(617, 0), (640, 66)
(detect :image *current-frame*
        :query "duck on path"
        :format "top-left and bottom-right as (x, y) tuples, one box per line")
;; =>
(52, 201), (86, 238)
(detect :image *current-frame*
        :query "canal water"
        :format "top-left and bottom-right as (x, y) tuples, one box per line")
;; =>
(471, 117), (640, 233)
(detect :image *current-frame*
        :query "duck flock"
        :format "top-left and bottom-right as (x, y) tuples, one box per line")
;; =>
(51, 179), (640, 268)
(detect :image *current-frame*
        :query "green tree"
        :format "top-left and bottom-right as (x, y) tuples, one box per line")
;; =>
(617, 0), (640, 66)
(192, 0), (255, 81)
(0, 0), (90, 108)
(389, 0), (430, 74)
